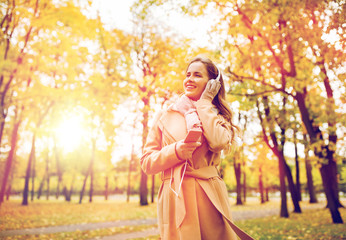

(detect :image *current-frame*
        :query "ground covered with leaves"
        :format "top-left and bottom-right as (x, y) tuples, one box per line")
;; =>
(0, 197), (345, 240)
(236, 207), (346, 240)
(0, 198), (157, 231)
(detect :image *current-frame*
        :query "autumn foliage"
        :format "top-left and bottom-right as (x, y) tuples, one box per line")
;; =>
(0, 0), (345, 226)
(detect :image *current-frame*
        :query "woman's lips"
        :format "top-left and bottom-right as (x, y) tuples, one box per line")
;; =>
(185, 84), (196, 90)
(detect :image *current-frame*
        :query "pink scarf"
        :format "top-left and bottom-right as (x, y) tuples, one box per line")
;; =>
(170, 94), (202, 132)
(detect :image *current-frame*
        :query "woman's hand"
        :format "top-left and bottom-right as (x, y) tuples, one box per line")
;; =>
(175, 140), (201, 160)
(200, 80), (221, 101)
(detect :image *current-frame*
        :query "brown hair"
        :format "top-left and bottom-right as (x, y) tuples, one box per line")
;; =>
(187, 56), (239, 141)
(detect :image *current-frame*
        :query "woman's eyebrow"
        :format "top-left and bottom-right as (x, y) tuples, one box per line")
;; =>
(188, 70), (201, 74)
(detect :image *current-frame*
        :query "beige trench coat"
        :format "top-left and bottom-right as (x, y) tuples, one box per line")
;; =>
(141, 99), (253, 240)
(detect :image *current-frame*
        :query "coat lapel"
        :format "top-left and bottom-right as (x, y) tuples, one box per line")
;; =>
(158, 110), (187, 144)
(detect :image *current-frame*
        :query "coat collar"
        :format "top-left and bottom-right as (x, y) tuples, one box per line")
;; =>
(158, 109), (187, 143)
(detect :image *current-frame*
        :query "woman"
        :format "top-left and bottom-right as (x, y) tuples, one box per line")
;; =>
(141, 56), (253, 240)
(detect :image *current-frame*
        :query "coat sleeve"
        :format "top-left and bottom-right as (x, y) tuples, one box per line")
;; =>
(140, 111), (183, 175)
(195, 99), (233, 153)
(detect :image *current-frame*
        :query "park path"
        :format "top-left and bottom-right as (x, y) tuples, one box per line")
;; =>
(0, 201), (327, 240)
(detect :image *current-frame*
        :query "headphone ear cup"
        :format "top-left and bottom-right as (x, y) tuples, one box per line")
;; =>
(209, 67), (221, 82)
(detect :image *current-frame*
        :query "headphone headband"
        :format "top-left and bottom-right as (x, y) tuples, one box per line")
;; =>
(213, 67), (221, 82)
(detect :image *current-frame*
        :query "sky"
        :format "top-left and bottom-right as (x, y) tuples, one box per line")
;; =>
(93, 0), (134, 31)
(89, 0), (216, 47)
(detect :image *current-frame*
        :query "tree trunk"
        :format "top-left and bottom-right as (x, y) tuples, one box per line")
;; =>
(0, 117), (21, 205)
(66, 175), (75, 202)
(218, 164), (225, 179)
(0, 120), (5, 155)
(277, 87), (301, 213)
(321, 62), (341, 209)
(303, 134), (318, 203)
(22, 135), (36, 205)
(294, 131), (302, 201)
(30, 150), (36, 202)
(37, 174), (46, 200)
(89, 139), (96, 203)
(54, 138), (62, 199)
(127, 126), (136, 203)
(305, 157), (318, 203)
(242, 160), (247, 203)
(127, 159), (132, 203)
(5, 168), (14, 201)
(257, 98), (288, 217)
(140, 170), (148, 206)
(234, 161), (243, 205)
(105, 176), (109, 201)
(46, 148), (50, 200)
(296, 91), (342, 223)
(151, 175), (155, 203)
(27, 103), (53, 202)
(70, 177), (74, 201)
(5, 183), (11, 201)
(278, 152), (289, 217)
(283, 159), (302, 213)
(139, 96), (150, 206)
(79, 165), (90, 204)
(80, 140), (95, 204)
(240, 113), (247, 203)
(89, 167), (93, 203)
(259, 166), (265, 203)
(320, 161), (343, 223)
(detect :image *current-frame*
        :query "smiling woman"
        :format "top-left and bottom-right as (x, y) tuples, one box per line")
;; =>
(54, 114), (88, 153)
(140, 56), (253, 240)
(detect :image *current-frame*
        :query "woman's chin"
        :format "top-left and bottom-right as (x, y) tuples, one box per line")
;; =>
(185, 93), (200, 101)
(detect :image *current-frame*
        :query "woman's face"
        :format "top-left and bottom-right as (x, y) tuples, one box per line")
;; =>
(184, 61), (209, 101)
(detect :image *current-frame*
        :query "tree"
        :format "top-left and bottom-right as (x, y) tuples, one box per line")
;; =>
(250, 142), (277, 204)
(130, 1), (192, 205)
(230, 112), (249, 205)
(175, 0), (344, 223)
(0, 0), (41, 203)
(0, 0), (103, 204)
(36, 145), (50, 200)
(1, 0), (136, 206)
(256, 98), (289, 217)
(22, 101), (53, 205)
(0, 105), (23, 204)
(264, 96), (301, 212)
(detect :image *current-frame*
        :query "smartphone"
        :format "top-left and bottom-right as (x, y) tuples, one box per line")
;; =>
(184, 128), (202, 143)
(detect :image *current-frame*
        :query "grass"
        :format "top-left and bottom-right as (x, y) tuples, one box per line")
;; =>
(0, 196), (345, 240)
(131, 207), (346, 240)
(1, 225), (157, 240)
(236, 207), (346, 240)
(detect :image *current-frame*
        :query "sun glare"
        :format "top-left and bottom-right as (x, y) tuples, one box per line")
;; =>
(55, 115), (87, 153)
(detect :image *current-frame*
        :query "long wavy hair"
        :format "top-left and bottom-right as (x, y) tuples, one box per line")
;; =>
(187, 56), (239, 141)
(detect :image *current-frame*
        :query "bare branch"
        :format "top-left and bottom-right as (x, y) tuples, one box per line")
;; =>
(256, 99), (274, 152)
(226, 68), (295, 98)
(228, 90), (279, 97)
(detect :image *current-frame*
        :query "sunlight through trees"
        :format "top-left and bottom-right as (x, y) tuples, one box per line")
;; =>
(0, 0), (344, 225)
